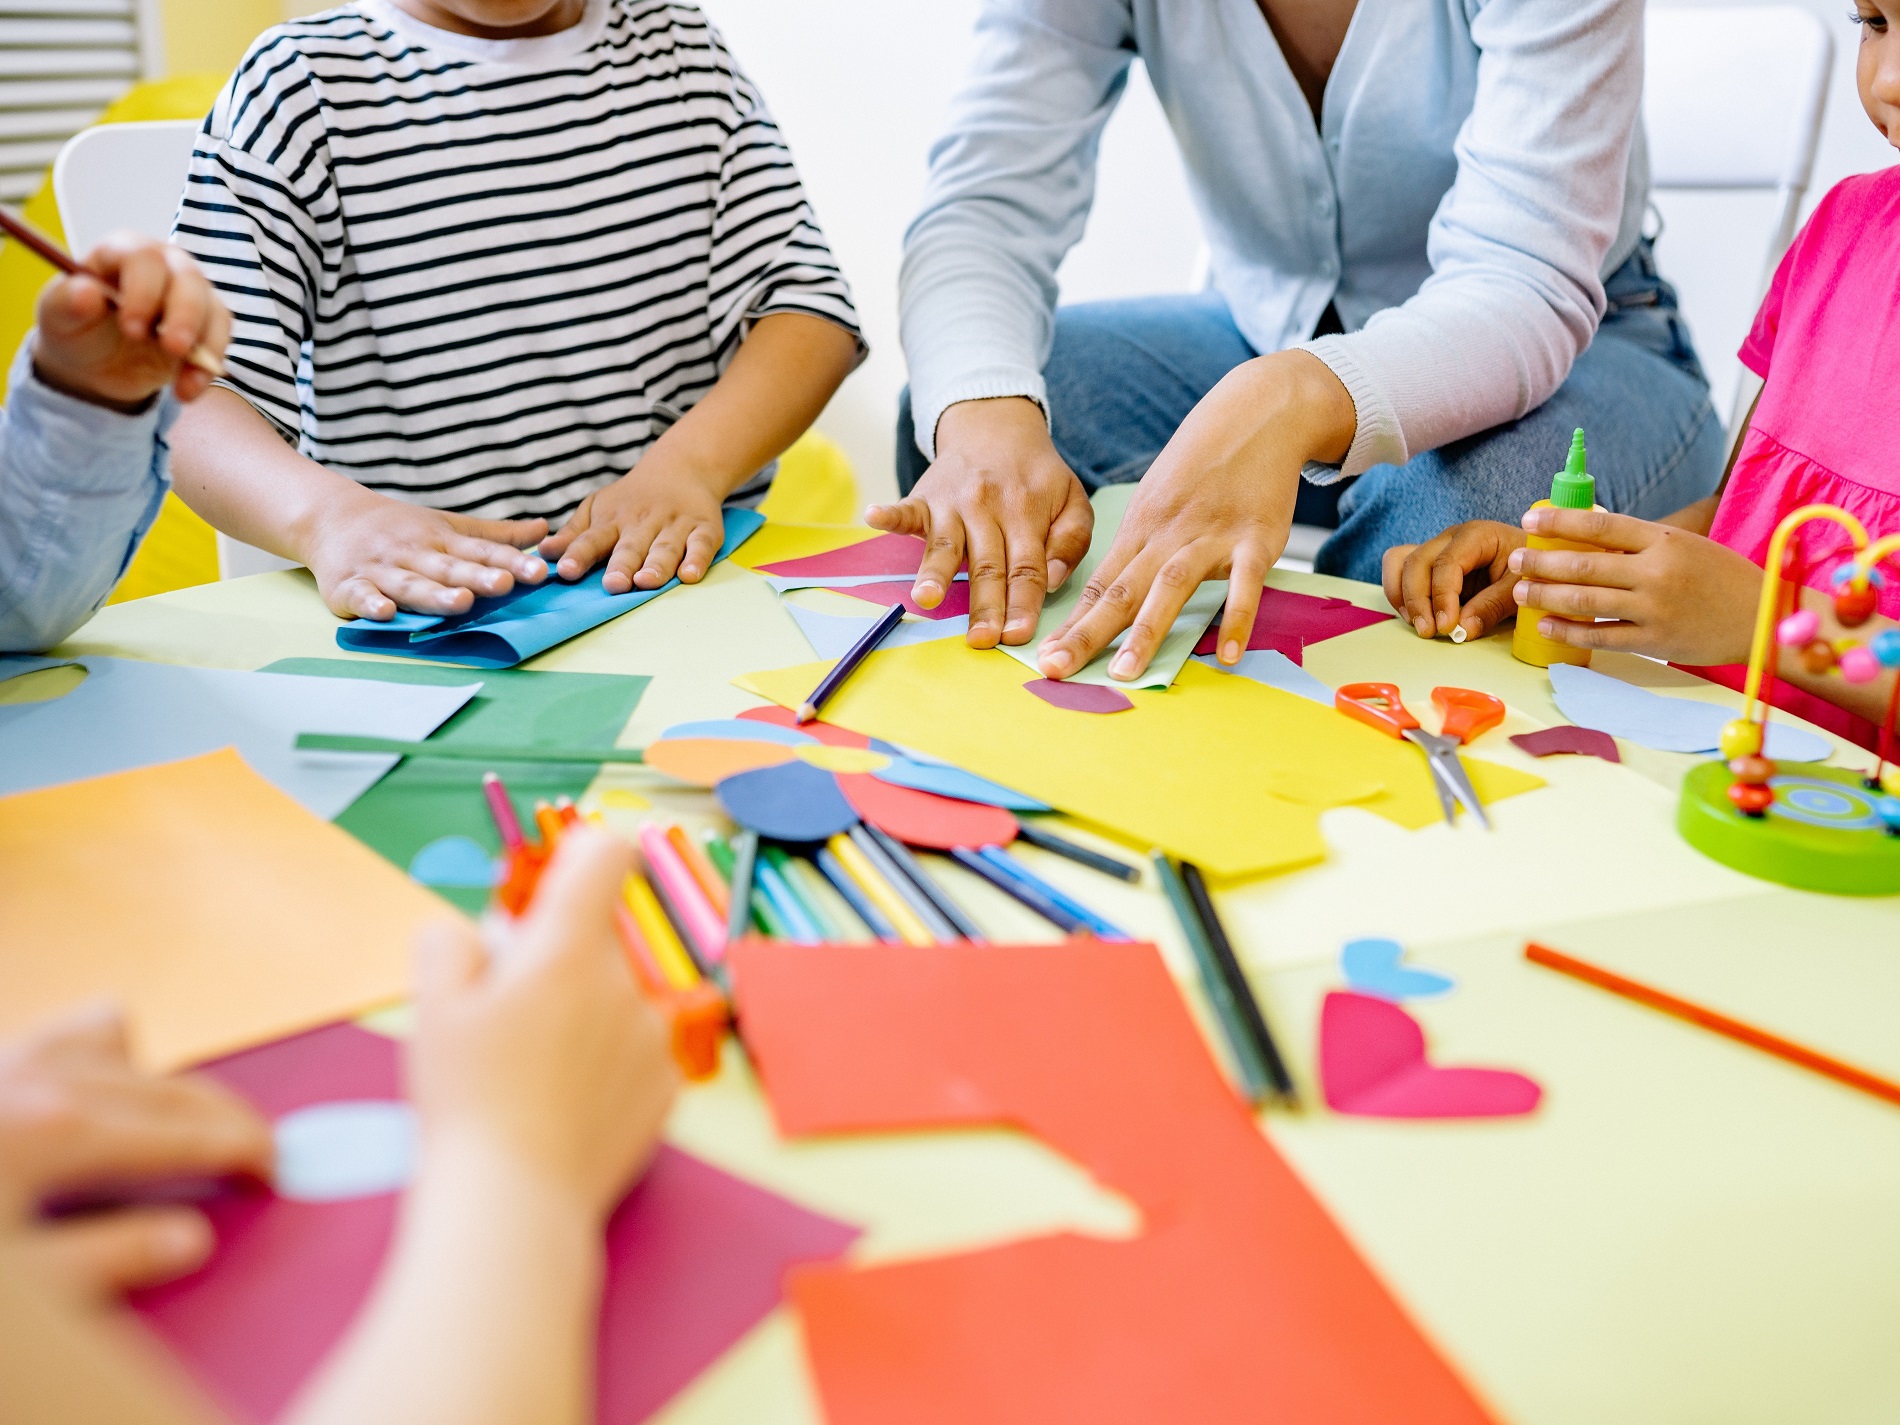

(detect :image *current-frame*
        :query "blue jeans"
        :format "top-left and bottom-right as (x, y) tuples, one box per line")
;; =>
(897, 242), (1727, 583)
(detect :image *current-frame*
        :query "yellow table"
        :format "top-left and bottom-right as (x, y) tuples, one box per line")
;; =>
(61, 542), (1900, 1425)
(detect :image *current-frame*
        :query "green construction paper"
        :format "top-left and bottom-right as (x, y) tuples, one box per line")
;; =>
(263, 659), (649, 913)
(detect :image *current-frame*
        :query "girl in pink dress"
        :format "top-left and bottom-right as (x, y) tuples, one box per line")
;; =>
(1384, 0), (1900, 750)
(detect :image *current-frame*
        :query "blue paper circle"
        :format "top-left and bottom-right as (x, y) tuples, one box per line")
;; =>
(408, 835), (501, 888)
(274, 1101), (417, 1202)
(659, 718), (818, 747)
(715, 761), (860, 842)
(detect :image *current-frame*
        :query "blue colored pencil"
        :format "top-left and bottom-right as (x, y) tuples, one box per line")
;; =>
(754, 856), (823, 944)
(947, 847), (1087, 936)
(797, 601), (905, 723)
(815, 846), (901, 943)
(979, 845), (1129, 940)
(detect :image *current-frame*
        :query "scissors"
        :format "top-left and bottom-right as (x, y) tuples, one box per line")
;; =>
(1334, 684), (1505, 830)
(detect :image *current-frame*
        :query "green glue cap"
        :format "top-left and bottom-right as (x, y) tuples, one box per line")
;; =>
(1550, 428), (1594, 509)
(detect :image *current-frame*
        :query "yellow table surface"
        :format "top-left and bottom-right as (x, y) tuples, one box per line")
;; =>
(57, 545), (1900, 1425)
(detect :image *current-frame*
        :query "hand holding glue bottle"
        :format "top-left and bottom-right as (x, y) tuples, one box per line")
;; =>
(1511, 429), (1605, 668)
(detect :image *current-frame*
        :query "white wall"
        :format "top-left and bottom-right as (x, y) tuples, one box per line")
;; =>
(707, 0), (1895, 505)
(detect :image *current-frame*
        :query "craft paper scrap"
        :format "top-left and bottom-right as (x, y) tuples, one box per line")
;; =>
(1549, 664), (1831, 760)
(733, 940), (1497, 1425)
(134, 1022), (860, 1425)
(1191, 586), (1390, 663)
(407, 836), (500, 889)
(0, 656), (477, 818)
(829, 578), (971, 621)
(716, 759), (861, 842)
(836, 772), (1018, 850)
(997, 485), (1227, 690)
(1026, 678), (1133, 714)
(736, 639), (1543, 880)
(1197, 648), (1334, 706)
(1340, 939), (1457, 1001)
(273, 1102), (416, 1203)
(1509, 725), (1622, 763)
(759, 531), (927, 577)
(785, 603), (969, 660)
(733, 522), (881, 572)
(870, 757), (1051, 812)
(338, 509), (763, 668)
(0, 750), (440, 1071)
(1318, 991), (1541, 1119)
(764, 572), (966, 593)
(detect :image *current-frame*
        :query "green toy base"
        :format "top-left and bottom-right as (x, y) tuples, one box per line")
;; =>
(1678, 760), (1900, 896)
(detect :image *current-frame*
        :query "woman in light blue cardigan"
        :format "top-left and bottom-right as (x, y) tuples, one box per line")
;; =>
(874, 0), (1725, 682)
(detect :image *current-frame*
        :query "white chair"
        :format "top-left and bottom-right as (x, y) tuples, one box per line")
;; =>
(1644, 4), (1833, 440)
(53, 119), (299, 580)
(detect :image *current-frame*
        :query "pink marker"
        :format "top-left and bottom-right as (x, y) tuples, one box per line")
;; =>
(482, 772), (525, 850)
(638, 823), (728, 962)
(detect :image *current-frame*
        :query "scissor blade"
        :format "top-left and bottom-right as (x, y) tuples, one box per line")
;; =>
(1403, 730), (1460, 826)
(1432, 750), (1492, 830)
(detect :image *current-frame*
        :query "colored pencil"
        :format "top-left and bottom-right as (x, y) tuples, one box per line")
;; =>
(829, 833), (934, 946)
(622, 873), (699, 990)
(947, 846), (1085, 936)
(299, 733), (645, 764)
(815, 846), (901, 942)
(639, 824), (727, 961)
(1179, 859), (1297, 1105)
(704, 831), (785, 940)
(796, 602), (906, 723)
(755, 854), (823, 944)
(862, 825), (986, 943)
(533, 801), (565, 849)
(0, 204), (226, 378)
(1526, 941), (1900, 1111)
(780, 853), (856, 942)
(611, 904), (670, 993)
(667, 825), (729, 919)
(1150, 852), (1272, 1103)
(481, 771), (525, 850)
(978, 845), (1128, 940)
(643, 861), (725, 988)
(1014, 821), (1140, 882)
(848, 826), (950, 941)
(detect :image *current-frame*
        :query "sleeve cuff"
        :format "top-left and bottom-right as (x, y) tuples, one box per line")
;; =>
(9, 338), (178, 488)
(912, 367), (1049, 463)
(1295, 335), (1408, 483)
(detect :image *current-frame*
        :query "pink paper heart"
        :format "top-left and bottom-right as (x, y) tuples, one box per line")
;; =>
(1318, 991), (1541, 1119)
(1192, 588), (1389, 663)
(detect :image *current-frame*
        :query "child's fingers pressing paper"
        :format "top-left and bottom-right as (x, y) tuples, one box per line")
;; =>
(633, 525), (688, 589)
(444, 532), (547, 582)
(329, 576), (399, 622)
(445, 512), (551, 553)
(1212, 547), (1271, 665)
(399, 550), (517, 599)
(963, 514), (1011, 648)
(538, 498), (592, 561)
(864, 495), (928, 539)
(560, 523), (629, 585)
(678, 520), (722, 583)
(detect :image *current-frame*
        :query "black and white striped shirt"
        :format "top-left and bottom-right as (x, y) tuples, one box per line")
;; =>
(176, 0), (861, 522)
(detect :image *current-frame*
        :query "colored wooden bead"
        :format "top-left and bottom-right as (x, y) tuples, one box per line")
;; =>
(1776, 609), (1819, 647)
(1800, 639), (1837, 675)
(1873, 629), (1900, 669)
(1878, 796), (1900, 834)
(1840, 645), (1883, 683)
(1884, 766), (1900, 797)
(1718, 719), (1763, 760)
(1836, 583), (1879, 627)
(1727, 780), (1775, 816)
(1726, 755), (1775, 784)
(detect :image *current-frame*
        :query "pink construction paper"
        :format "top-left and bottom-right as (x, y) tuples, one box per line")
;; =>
(1318, 992), (1542, 1120)
(131, 1023), (858, 1424)
(1024, 679), (1134, 714)
(1192, 588), (1390, 664)
(1509, 726), (1622, 764)
(759, 533), (927, 578)
(833, 579), (970, 621)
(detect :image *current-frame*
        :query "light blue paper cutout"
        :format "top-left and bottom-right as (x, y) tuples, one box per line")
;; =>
(660, 718), (817, 747)
(337, 509), (764, 669)
(1195, 649), (1334, 706)
(1549, 664), (1831, 761)
(274, 1101), (417, 1202)
(409, 836), (501, 888)
(1341, 938), (1457, 1001)
(871, 758), (1052, 812)
(784, 603), (970, 660)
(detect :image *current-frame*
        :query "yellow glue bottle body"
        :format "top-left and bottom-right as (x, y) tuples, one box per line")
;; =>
(1513, 428), (1604, 669)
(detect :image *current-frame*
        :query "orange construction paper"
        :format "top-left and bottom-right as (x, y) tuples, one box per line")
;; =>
(0, 750), (445, 1072)
(731, 940), (1496, 1425)
(645, 737), (795, 788)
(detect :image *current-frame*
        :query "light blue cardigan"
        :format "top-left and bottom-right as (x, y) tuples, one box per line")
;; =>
(899, 0), (1649, 479)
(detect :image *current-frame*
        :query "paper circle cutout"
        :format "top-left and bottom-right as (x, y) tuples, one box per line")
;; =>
(738, 705), (870, 749)
(660, 718), (817, 747)
(1025, 679), (1134, 714)
(836, 772), (1018, 850)
(715, 761), (861, 842)
(408, 835), (500, 888)
(647, 737), (796, 787)
(796, 745), (891, 775)
(274, 1101), (417, 1202)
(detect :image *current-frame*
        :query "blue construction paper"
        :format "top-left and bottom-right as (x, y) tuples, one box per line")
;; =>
(273, 1101), (417, 1203)
(715, 761), (859, 842)
(784, 603), (970, 660)
(337, 509), (764, 668)
(408, 835), (501, 888)
(1195, 649), (1334, 707)
(1340, 938), (1457, 1001)
(1549, 664), (1832, 761)
(661, 718), (817, 747)
(870, 757), (1052, 813)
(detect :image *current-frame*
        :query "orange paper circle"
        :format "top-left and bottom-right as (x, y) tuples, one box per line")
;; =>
(646, 738), (796, 788)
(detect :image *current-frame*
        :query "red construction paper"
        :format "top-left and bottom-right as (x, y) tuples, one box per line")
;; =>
(833, 580), (970, 621)
(1318, 991), (1543, 1119)
(132, 1023), (858, 1424)
(758, 533), (927, 578)
(835, 773), (1018, 850)
(739, 704), (869, 749)
(1508, 725), (1622, 763)
(1024, 678), (1134, 714)
(1192, 587), (1390, 664)
(731, 941), (1497, 1425)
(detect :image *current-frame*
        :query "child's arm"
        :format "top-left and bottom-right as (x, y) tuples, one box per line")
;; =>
(538, 312), (860, 592)
(169, 390), (551, 621)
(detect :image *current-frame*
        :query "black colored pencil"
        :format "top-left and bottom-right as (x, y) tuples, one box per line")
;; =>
(797, 601), (906, 722)
(1014, 821), (1141, 882)
(1149, 852), (1274, 1104)
(1178, 859), (1297, 1106)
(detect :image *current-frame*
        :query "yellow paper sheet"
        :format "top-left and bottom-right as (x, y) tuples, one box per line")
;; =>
(735, 638), (1543, 880)
(728, 522), (877, 572)
(0, 749), (443, 1071)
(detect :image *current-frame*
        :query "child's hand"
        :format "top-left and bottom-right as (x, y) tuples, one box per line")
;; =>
(305, 490), (550, 621)
(1509, 507), (1763, 664)
(538, 461), (726, 595)
(1382, 520), (1527, 641)
(31, 234), (230, 411)
(408, 830), (679, 1226)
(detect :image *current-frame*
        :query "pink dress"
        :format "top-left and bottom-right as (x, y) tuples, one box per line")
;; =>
(1688, 168), (1900, 751)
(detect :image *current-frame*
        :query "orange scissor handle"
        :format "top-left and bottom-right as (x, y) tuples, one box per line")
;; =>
(1334, 682), (1419, 739)
(1431, 686), (1506, 745)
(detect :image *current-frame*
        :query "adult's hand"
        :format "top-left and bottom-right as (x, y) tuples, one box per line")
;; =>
(1037, 351), (1354, 681)
(865, 397), (1093, 648)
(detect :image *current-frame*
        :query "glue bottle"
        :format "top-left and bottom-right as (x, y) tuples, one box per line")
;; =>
(1512, 428), (1603, 669)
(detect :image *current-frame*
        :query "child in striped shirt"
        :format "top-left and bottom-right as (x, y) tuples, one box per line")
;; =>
(170, 0), (863, 621)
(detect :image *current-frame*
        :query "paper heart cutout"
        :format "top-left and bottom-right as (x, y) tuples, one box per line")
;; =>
(1319, 991), (1541, 1119)
(407, 835), (500, 888)
(1340, 938), (1456, 1001)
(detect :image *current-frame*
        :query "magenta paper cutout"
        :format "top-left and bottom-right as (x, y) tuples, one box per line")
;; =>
(1509, 726), (1621, 764)
(759, 533), (927, 578)
(833, 579), (971, 621)
(1318, 992), (1541, 1120)
(1192, 588), (1389, 665)
(132, 1023), (858, 1425)
(1025, 679), (1134, 714)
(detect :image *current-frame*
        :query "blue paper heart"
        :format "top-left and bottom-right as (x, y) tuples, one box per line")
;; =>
(408, 835), (501, 889)
(1341, 938), (1456, 1001)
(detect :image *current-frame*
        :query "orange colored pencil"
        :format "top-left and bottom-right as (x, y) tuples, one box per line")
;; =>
(666, 824), (730, 919)
(1524, 942), (1900, 1110)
